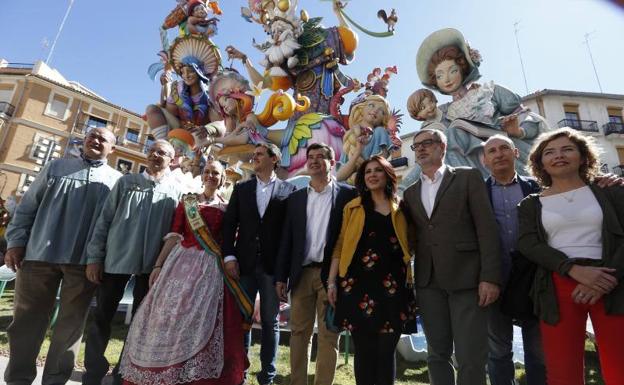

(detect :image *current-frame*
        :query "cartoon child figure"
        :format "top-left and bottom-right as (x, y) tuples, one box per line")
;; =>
(407, 88), (442, 128)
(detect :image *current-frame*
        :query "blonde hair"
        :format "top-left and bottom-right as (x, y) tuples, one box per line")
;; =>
(343, 95), (391, 161)
(348, 95), (391, 129)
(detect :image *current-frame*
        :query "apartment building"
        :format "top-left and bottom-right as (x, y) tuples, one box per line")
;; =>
(0, 60), (154, 200)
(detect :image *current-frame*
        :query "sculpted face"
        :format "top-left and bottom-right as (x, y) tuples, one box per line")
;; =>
(434, 59), (463, 94)
(218, 95), (238, 116)
(192, 4), (208, 18)
(181, 66), (199, 86)
(362, 101), (387, 127)
(415, 96), (437, 121)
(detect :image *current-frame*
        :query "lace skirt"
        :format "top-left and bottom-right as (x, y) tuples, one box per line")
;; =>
(120, 244), (247, 385)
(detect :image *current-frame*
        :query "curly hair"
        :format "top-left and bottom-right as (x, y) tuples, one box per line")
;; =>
(354, 155), (397, 210)
(426, 46), (470, 89)
(527, 127), (601, 187)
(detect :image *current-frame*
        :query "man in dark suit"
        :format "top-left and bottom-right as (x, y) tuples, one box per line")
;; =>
(222, 143), (296, 385)
(275, 143), (357, 385)
(483, 135), (545, 385)
(403, 128), (501, 385)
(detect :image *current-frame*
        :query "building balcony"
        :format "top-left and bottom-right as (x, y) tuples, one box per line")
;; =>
(603, 122), (624, 136)
(0, 102), (15, 118)
(613, 165), (624, 177)
(557, 118), (598, 133)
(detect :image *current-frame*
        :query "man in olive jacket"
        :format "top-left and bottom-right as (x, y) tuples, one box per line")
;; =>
(402, 129), (501, 385)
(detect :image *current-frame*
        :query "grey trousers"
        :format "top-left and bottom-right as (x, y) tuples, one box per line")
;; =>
(418, 285), (489, 385)
(4, 261), (96, 385)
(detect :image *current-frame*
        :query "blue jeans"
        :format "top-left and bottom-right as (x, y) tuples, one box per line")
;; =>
(487, 301), (546, 385)
(240, 265), (280, 385)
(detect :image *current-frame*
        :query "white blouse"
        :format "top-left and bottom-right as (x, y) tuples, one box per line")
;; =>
(540, 186), (603, 260)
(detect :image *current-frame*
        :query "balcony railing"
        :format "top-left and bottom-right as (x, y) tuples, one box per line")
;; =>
(613, 165), (624, 177)
(3, 62), (34, 70)
(557, 118), (599, 132)
(603, 122), (624, 136)
(0, 102), (15, 118)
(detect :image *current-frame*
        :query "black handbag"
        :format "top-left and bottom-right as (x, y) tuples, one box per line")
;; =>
(500, 251), (537, 320)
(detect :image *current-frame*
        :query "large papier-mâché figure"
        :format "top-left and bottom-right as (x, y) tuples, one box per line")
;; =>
(401, 28), (548, 190)
(227, 0), (359, 176)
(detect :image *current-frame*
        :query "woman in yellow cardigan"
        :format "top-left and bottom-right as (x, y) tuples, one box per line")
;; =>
(327, 155), (417, 385)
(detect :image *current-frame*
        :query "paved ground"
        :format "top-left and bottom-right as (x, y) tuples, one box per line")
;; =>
(0, 356), (113, 385)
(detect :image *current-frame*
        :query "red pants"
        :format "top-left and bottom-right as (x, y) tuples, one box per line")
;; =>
(540, 273), (624, 385)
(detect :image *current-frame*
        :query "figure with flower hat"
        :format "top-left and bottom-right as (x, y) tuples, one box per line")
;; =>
(401, 28), (548, 190)
(226, 0), (359, 176)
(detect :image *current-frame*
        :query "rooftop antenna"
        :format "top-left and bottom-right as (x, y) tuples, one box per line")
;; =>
(45, 0), (75, 66)
(513, 21), (529, 95)
(582, 31), (603, 93)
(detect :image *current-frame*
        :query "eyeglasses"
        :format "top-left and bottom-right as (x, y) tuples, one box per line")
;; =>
(410, 139), (441, 151)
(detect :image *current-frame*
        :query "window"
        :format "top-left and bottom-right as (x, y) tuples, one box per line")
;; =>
(86, 115), (108, 131)
(29, 134), (62, 165)
(139, 164), (148, 174)
(0, 83), (15, 103)
(125, 128), (140, 143)
(143, 135), (155, 153)
(44, 93), (71, 120)
(607, 107), (623, 125)
(17, 173), (37, 195)
(116, 158), (134, 174)
(563, 104), (581, 129)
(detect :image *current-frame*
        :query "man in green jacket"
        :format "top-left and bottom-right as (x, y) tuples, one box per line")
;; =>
(4, 127), (121, 385)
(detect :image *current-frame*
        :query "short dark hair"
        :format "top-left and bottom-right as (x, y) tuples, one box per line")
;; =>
(354, 155), (398, 210)
(413, 128), (447, 145)
(255, 143), (282, 169)
(306, 142), (335, 160)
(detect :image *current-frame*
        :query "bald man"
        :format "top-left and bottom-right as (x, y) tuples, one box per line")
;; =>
(4, 127), (122, 385)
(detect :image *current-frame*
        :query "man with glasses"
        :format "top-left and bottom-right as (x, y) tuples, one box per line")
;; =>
(82, 139), (181, 385)
(3, 127), (122, 385)
(402, 128), (501, 385)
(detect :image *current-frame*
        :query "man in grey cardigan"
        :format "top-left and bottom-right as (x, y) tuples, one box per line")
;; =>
(82, 139), (181, 385)
(3, 128), (121, 385)
(402, 128), (501, 385)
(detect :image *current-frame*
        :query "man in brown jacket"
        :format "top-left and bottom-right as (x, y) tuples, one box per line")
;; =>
(402, 128), (501, 385)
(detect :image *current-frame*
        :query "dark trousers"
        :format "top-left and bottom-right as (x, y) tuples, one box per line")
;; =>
(82, 273), (149, 385)
(351, 331), (401, 385)
(4, 262), (96, 385)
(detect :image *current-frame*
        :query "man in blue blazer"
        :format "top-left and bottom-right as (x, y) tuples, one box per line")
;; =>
(482, 135), (545, 385)
(222, 143), (296, 385)
(275, 143), (357, 385)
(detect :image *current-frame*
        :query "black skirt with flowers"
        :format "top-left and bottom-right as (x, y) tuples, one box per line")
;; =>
(334, 209), (417, 334)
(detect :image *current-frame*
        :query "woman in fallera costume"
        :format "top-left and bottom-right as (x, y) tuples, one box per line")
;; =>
(119, 160), (248, 385)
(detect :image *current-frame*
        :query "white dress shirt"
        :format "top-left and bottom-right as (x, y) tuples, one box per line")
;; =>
(302, 180), (334, 266)
(420, 164), (447, 218)
(224, 173), (277, 264)
(256, 173), (277, 218)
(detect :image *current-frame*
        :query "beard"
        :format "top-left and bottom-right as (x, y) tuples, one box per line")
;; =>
(265, 30), (300, 67)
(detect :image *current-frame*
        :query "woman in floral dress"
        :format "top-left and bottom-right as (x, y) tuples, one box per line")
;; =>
(328, 155), (417, 385)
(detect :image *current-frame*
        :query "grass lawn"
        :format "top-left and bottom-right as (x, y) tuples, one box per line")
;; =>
(0, 285), (606, 384)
